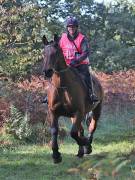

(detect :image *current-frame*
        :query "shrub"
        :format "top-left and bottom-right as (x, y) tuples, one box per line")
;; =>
(6, 104), (32, 140)
(5, 104), (51, 144)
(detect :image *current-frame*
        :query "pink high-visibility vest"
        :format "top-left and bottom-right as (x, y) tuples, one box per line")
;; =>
(59, 33), (89, 66)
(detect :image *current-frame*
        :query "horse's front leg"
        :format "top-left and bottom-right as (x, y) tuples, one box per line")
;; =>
(71, 117), (84, 158)
(84, 117), (95, 154)
(70, 114), (88, 156)
(76, 123), (85, 158)
(50, 114), (62, 163)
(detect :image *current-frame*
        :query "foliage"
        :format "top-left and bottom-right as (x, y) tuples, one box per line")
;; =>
(27, 121), (51, 144)
(91, 1), (135, 72)
(1, 69), (135, 144)
(6, 104), (32, 140)
(0, 0), (135, 79)
(5, 104), (51, 144)
(0, 0), (62, 80)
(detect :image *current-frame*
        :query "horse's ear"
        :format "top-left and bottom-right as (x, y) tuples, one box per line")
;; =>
(54, 34), (59, 43)
(42, 35), (48, 45)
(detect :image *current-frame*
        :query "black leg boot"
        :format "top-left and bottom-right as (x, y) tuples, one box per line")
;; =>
(87, 74), (99, 103)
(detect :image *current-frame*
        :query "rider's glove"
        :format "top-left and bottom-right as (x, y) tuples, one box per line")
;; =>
(69, 59), (79, 67)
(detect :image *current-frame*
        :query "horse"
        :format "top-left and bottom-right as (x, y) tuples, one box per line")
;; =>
(42, 34), (104, 163)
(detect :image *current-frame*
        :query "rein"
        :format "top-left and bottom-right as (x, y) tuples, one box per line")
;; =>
(46, 68), (69, 90)
(47, 78), (67, 91)
(53, 68), (70, 90)
(53, 67), (70, 74)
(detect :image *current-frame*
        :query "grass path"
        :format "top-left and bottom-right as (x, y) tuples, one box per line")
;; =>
(0, 134), (135, 180)
(0, 104), (135, 180)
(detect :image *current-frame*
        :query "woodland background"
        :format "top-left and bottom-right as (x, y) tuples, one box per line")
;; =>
(0, 0), (135, 79)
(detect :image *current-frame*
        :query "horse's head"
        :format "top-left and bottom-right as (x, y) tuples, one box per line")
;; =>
(42, 34), (61, 78)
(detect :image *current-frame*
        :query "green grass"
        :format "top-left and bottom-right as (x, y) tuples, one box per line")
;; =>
(0, 103), (135, 180)
(0, 133), (135, 180)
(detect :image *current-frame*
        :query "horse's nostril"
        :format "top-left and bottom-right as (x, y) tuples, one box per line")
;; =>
(44, 69), (54, 78)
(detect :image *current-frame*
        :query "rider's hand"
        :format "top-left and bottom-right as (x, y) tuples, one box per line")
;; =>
(69, 59), (79, 67)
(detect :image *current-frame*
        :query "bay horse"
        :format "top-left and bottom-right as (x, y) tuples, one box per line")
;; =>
(42, 34), (104, 163)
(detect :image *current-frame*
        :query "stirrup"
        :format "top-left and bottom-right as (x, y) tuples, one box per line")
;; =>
(90, 94), (99, 102)
(41, 96), (48, 104)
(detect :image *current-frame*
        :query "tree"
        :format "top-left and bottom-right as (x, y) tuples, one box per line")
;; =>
(0, 0), (63, 80)
(0, 0), (135, 80)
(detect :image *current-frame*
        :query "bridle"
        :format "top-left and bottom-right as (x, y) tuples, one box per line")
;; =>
(44, 44), (70, 76)
(44, 44), (70, 89)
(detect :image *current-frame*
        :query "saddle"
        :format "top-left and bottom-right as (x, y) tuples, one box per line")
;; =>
(71, 67), (99, 103)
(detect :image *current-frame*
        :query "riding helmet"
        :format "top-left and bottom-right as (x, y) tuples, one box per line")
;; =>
(66, 16), (79, 27)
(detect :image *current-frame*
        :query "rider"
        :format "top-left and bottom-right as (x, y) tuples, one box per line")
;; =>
(42, 16), (98, 104)
(59, 16), (98, 103)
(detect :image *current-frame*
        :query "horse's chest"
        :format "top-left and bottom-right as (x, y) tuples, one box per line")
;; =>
(50, 89), (75, 116)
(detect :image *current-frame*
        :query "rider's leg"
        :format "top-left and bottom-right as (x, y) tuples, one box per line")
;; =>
(86, 73), (99, 102)
(75, 64), (98, 103)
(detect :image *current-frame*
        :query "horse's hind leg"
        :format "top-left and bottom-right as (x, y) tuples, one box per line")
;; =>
(85, 102), (102, 154)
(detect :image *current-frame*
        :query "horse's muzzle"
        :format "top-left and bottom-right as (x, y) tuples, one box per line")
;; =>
(44, 69), (54, 78)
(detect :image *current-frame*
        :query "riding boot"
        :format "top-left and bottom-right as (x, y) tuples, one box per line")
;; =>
(87, 73), (99, 103)
(41, 95), (48, 104)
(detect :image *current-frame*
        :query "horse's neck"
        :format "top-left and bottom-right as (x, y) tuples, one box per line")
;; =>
(59, 68), (78, 88)
(51, 68), (72, 89)
(57, 50), (67, 71)
(52, 50), (77, 88)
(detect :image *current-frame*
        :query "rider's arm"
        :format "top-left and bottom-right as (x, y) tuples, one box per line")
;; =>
(75, 37), (90, 62)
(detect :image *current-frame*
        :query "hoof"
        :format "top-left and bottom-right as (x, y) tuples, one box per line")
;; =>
(52, 152), (62, 164)
(76, 153), (84, 158)
(53, 156), (62, 164)
(76, 146), (84, 158)
(84, 145), (92, 155)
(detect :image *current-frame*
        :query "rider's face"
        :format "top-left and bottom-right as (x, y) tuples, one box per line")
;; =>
(67, 26), (78, 36)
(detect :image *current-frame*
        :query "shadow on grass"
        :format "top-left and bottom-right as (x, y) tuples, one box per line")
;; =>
(0, 149), (89, 180)
(0, 144), (135, 180)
